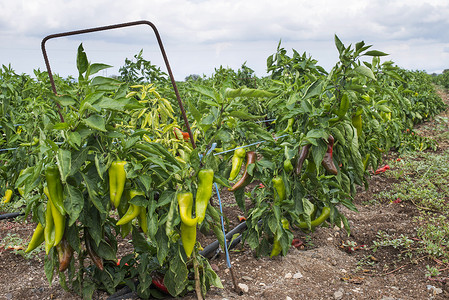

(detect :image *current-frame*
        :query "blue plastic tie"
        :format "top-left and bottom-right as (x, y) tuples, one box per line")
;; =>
(214, 182), (232, 268)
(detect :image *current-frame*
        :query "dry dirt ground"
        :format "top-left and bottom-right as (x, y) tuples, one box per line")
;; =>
(1, 88), (449, 300)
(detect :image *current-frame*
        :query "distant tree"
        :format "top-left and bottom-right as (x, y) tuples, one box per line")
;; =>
(185, 74), (201, 81)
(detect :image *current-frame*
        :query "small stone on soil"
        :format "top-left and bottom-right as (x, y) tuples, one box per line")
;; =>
(334, 288), (344, 300)
(238, 283), (249, 293)
(293, 272), (303, 279)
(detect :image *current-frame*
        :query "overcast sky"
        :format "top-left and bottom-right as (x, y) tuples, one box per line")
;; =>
(1, 0), (448, 81)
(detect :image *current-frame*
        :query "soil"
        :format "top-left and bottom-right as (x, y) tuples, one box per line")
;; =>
(1, 87), (449, 300)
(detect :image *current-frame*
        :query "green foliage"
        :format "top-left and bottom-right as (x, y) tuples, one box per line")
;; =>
(1, 34), (447, 299)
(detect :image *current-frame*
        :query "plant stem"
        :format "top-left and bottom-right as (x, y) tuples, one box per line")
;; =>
(193, 251), (204, 300)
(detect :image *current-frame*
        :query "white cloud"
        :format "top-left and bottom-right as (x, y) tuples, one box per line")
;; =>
(1, 0), (448, 78)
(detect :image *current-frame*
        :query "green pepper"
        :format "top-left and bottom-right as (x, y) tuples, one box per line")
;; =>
(109, 161), (127, 208)
(116, 190), (144, 226)
(177, 191), (198, 257)
(25, 223), (45, 253)
(195, 169), (214, 225)
(270, 218), (289, 258)
(117, 190), (132, 238)
(283, 159), (293, 173)
(229, 151), (256, 192)
(297, 207), (331, 230)
(45, 165), (66, 215)
(2, 189), (13, 203)
(352, 114), (362, 138)
(44, 198), (55, 255)
(180, 222), (196, 258)
(279, 118), (294, 135)
(272, 176), (286, 202)
(228, 147), (246, 181)
(137, 207), (148, 234)
(44, 186), (65, 247)
(177, 192), (199, 226)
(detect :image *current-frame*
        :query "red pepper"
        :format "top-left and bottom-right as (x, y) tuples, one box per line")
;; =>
(321, 135), (338, 175)
(173, 127), (190, 141)
(295, 144), (311, 175)
(291, 238), (304, 249)
(152, 273), (169, 294)
(375, 165), (390, 174)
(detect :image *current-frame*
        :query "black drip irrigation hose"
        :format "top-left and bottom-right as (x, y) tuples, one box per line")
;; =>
(0, 212), (24, 220)
(107, 220), (251, 300)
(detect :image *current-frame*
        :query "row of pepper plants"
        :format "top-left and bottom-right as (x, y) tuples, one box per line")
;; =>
(0, 36), (446, 299)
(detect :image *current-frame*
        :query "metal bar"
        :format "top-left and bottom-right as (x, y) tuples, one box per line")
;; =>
(41, 20), (196, 148)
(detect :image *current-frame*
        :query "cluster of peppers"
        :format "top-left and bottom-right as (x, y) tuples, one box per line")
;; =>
(295, 134), (338, 176)
(25, 165), (73, 272)
(108, 161), (150, 238)
(228, 148), (256, 192)
(225, 133), (337, 257)
(177, 168), (214, 257)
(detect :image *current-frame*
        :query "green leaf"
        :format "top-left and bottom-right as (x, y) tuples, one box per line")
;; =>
(82, 281), (96, 300)
(305, 129), (328, 141)
(364, 50), (388, 57)
(77, 44), (88, 76)
(67, 131), (81, 149)
(311, 141), (327, 170)
(96, 97), (130, 111)
(354, 65), (376, 80)
(69, 148), (88, 177)
(57, 149), (71, 183)
(377, 105), (392, 113)
(88, 63), (112, 76)
(199, 97), (220, 107)
(81, 173), (107, 214)
(97, 240), (117, 261)
(65, 184), (84, 226)
(334, 35), (345, 55)
(132, 229), (153, 253)
(186, 98), (202, 123)
(156, 227), (169, 264)
(91, 76), (121, 86)
(204, 259), (224, 288)
(44, 250), (55, 284)
(164, 251), (188, 296)
(229, 110), (266, 120)
(56, 95), (76, 106)
(192, 85), (220, 103)
(83, 114), (106, 132)
(302, 80), (323, 100)
(200, 113), (216, 126)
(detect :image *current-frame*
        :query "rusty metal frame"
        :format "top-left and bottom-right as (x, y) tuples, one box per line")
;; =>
(41, 20), (196, 148)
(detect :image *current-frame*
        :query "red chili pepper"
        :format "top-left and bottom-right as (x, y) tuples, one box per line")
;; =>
(392, 198), (402, 204)
(152, 273), (169, 294)
(292, 238), (303, 249)
(295, 144), (311, 175)
(375, 165), (390, 174)
(321, 135), (338, 175)
(238, 215), (246, 222)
